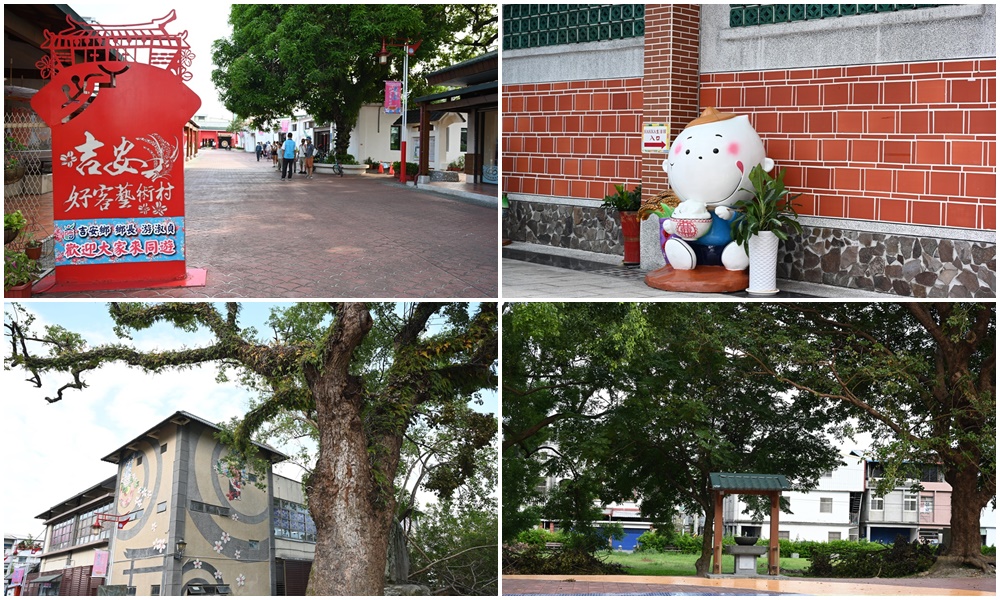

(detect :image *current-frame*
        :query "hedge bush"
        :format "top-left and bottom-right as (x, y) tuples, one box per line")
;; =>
(983, 545), (996, 556)
(391, 161), (419, 177)
(807, 538), (936, 578)
(502, 543), (627, 576)
(516, 528), (567, 548)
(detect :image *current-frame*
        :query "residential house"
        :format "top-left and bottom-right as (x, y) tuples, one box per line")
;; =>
(722, 452), (866, 542)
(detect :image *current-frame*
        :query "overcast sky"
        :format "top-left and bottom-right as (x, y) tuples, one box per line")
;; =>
(2, 302), (498, 539)
(71, 2), (234, 119)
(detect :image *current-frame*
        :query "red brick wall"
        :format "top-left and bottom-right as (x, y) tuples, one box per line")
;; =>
(642, 4), (701, 199)
(502, 78), (644, 200)
(700, 59), (997, 230)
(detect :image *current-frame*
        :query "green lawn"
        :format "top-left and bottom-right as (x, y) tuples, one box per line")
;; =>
(598, 551), (812, 577)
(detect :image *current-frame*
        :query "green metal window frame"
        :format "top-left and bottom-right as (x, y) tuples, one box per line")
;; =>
(503, 4), (646, 51)
(728, 4), (951, 28)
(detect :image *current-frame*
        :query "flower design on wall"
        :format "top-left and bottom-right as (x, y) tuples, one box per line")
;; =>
(230, 513), (240, 521)
(60, 152), (76, 168)
(213, 540), (224, 554)
(220, 532), (231, 544)
(214, 570), (223, 581)
(150, 522), (158, 532)
(192, 559), (203, 570)
(234, 549), (241, 560)
(153, 538), (166, 553)
(236, 574), (245, 588)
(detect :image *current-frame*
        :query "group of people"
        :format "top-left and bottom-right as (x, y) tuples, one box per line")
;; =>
(255, 134), (316, 180)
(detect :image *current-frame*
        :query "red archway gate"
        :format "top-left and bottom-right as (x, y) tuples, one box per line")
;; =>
(31, 11), (203, 290)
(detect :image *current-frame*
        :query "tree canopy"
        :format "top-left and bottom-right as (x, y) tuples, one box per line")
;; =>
(502, 302), (996, 574)
(211, 4), (497, 157)
(733, 302), (995, 571)
(5, 302), (498, 595)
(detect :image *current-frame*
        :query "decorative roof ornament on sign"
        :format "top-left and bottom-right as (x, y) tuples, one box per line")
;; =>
(36, 11), (194, 82)
(31, 11), (204, 292)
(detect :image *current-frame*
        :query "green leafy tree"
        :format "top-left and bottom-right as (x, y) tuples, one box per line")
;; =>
(211, 4), (496, 158)
(733, 302), (996, 573)
(404, 438), (498, 595)
(5, 302), (498, 595)
(502, 303), (843, 575)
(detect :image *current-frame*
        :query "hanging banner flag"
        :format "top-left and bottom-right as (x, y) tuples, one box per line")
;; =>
(92, 549), (110, 577)
(280, 119), (290, 133)
(384, 81), (402, 114)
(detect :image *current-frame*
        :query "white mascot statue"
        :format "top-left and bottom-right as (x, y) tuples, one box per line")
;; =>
(662, 107), (774, 271)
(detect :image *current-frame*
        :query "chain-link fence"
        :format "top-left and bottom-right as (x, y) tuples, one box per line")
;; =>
(5, 85), (54, 271)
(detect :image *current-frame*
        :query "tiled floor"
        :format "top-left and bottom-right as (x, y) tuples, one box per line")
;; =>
(26, 149), (499, 298)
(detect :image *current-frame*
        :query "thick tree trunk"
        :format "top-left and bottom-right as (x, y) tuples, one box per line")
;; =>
(303, 303), (396, 595)
(306, 384), (394, 594)
(935, 463), (995, 573)
(695, 508), (714, 577)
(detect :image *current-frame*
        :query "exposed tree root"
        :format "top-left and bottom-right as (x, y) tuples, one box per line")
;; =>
(928, 554), (996, 576)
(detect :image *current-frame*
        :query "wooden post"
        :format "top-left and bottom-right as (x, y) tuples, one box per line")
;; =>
(713, 491), (724, 574)
(769, 491), (780, 576)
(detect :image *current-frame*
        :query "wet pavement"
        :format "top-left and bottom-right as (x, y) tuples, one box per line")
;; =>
(503, 574), (996, 596)
(31, 149), (498, 298)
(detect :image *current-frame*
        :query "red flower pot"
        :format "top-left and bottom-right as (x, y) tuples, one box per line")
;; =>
(5, 282), (32, 297)
(620, 211), (641, 265)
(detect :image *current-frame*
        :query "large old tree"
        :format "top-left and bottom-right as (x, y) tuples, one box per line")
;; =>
(734, 302), (995, 572)
(5, 302), (498, 595)
(502, 303), (842, 575)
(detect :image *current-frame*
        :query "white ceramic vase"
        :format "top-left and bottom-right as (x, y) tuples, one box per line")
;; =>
(747, 230), (780, 295)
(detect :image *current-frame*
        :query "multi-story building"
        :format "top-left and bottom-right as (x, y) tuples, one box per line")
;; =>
(723, 452), (865, 542)
(27, 477), (116, 596)
(862, 460), (952, 544)
(21, 411), (321, 596)
(722, 452), (976, 545)
(4, 533), (44, 595)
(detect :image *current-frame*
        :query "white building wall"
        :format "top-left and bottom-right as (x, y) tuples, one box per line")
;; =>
(982, 506), (996, 546)
(725, 453), (865, 542)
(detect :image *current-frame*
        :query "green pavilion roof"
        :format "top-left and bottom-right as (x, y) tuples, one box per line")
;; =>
(710, 472), (791, 492)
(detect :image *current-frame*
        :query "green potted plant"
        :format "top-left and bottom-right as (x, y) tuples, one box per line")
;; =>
(4, 248), (37, 297)
(731, 165), (802, 294)
(23, 231), (43, 260)
(5, 210), (27, 245)
(601, 183), (642, 265)
(5, 134), (26, 186)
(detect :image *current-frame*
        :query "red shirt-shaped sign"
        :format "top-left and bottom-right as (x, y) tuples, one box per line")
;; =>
(31, 11), (201, 287)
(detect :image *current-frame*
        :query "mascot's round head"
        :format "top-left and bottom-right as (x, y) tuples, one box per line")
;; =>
(663, 108), (774, 207)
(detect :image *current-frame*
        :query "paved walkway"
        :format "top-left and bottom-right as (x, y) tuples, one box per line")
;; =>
(502, 242), (896, 299)
(503, 574), (996, 596)
(32, 149), (498, 298)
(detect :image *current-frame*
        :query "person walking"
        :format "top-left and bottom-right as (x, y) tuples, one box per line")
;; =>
(272, 141), (280, 169)
(281, 133), (297, 180)
(255, 142), (263, 162)
(304, 137), (315, 179)
(298, 138), (308, 174)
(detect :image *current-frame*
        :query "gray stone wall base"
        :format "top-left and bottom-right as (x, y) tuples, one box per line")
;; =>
(505, 200), (623, 256)
(779, 227), (996, 298)
(505, 200), (996, 298)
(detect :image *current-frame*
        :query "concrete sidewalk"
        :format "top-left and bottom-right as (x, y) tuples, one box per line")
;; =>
(503, 574), (996, 596)
(502, 242), (897, 299)
(32, 149), (498, 298)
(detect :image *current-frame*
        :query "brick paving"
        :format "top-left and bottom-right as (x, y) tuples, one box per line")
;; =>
(33, 149), (498, 298)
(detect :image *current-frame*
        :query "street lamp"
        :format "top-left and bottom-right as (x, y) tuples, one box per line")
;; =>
(377, 38), (421, 184)
(173, 539), (187, 561)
